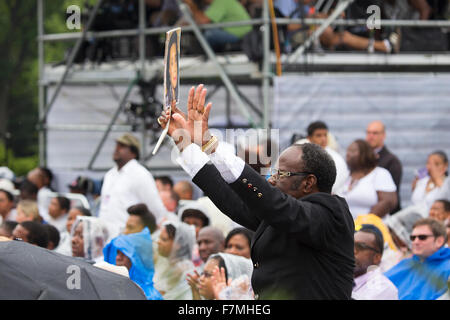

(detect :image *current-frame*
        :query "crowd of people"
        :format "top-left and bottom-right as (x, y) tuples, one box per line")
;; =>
(1, 88), (449, 300)
(78, 0), (449, 64)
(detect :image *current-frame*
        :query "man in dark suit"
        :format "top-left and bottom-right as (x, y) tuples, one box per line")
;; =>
(366, 121), (403, 213)
(158, 85), (355, 299)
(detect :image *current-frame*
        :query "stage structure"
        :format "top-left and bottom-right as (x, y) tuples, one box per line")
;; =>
(37, 0), (450, 193)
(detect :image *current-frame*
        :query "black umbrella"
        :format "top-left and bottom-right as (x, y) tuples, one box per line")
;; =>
(0, 240), (147, 300)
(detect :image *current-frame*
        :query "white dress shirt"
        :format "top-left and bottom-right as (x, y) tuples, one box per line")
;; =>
(326, 146), (349, 195)
(352, 268), (398, 300)
(99, 159), (167, 233)
(37, 186), (53, 221)
(47, 214), (68, 233)
(176, 142), (245, 183)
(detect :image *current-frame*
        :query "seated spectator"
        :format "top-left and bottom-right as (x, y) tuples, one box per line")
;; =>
(190, 252), (253, 300)
(411, 150), (448, 212)
(385, 218), (450, 300)
(155, 175), (174, 193)
(352, 224), (398, 300)
(180, 202), (211, 267)
(152, 0), (181, 27)
(159, 189), (180, 215)
(429, 199), (450, 223)
(0, 187), (16, 222)
(296, 121), (349, 194)
(336, 139), (397, 219)
(385, 208), (423, 257)
(224, 227), (253, 259)
(180, 202), (210, 237)
(103, 227), (163, 300)
(354, 214), (404, 272)
(275, 0), (400, 53)
(27, 167), (54, 220)
(154, 221), (196, 300)
(55, 206), (92, 256)
(47, 196), (70, 233)
(12, 221), (49, 248)
(174, 180), (194, 200)
(71, 216), (109, 263)
(19, 179), (38, 201)
(197, 226), (225, 265)
(125, 203), (157, 235)
(15, 200), (43, 223)
(0, 221), (18, 239)
(183, 0), (252, 51)
(43, 224), (60, 250)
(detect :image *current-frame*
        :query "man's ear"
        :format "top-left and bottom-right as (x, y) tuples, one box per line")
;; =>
(373, 252), (382, 266)
(303, 175), (317, 193)
(435, 236), (445, 248)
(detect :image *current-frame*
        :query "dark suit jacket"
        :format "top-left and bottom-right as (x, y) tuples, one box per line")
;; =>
(377, 146), (403, 212)
(193, 163), (355, 300)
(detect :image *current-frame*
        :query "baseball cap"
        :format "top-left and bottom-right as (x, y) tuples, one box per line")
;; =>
(116, 133), (140, 155)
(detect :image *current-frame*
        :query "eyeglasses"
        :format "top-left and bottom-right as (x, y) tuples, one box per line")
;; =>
(269, 168), (313, 181)
(410, 234), (435, 241)
(354, 242), (380, 253)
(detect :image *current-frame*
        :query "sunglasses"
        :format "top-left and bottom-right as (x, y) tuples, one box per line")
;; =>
(410, 234), (435, 241)
(354, 242), (380, 253)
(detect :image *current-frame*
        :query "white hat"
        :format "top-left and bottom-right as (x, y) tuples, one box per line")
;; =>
(0, 178), (15, 195)
(0, 167), (14, 181)
(178, 201), (210, 221)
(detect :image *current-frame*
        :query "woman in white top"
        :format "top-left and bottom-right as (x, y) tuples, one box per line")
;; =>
(153, 221), (196, 300)
(70, 216), (109, 263)
(411, 150), (448, 210)
(337, 139), (397, 219)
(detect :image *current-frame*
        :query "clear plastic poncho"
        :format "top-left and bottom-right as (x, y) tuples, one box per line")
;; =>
(71, 216), (109, 261)
(209, 252), (254, 300)
(153, 221), (196, 300)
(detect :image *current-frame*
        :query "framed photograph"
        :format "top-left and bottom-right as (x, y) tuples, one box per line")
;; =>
(164, 27), (181, 108)
(153, 27), (181, 155)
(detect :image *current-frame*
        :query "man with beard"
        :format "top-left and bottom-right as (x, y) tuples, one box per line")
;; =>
(352, 224), (398, 300)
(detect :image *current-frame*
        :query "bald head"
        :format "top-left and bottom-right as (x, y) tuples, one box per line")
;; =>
(174, 180), (193, 200)
(366, 121), (386, 149)
(197, 226), (225, 262)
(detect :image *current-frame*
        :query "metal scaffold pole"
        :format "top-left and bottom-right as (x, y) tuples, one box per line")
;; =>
(262, 0), (271, 129)
(37, 0), (46, 166)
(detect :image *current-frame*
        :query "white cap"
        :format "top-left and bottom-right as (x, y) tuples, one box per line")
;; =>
(0, 178), (15, 195)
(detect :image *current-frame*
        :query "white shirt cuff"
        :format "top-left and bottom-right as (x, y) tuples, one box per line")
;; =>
(209, 141), (245, 184)
(176, 143), (210, 178)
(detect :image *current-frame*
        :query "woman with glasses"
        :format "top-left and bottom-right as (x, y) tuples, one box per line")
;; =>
(336, 139), (398, 219)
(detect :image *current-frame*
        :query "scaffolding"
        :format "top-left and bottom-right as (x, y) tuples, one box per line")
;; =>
(37, 0), (450, 172)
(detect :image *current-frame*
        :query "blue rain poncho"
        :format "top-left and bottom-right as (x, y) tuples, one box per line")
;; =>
(385, 246), (450, 300)
(103, 228), (163, 300)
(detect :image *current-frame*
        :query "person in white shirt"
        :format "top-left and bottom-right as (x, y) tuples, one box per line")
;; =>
(296, 121), (349, 194)
(411, 150), (448, 212)
(99, 133), (168, 237)
(27, 167), (54, 221)
(336, 139), (397, 219)
(0, 183), (16, 223)
(47, 195), (70, 233)
(352, 224), (398, 300)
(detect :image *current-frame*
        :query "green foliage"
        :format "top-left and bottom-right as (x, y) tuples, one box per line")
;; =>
(0, 143), (38, 177)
